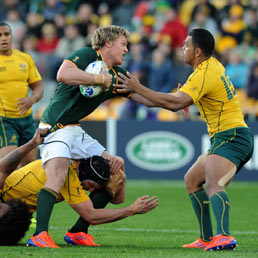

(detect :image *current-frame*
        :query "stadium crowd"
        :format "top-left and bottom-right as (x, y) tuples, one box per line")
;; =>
(2, 0), (258, 121)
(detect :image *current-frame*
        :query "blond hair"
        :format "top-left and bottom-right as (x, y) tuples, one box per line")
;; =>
(92, 25), (130, 50)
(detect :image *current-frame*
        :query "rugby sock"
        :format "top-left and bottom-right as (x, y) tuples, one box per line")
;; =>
(190, 190), (213, 241)
(34, 187), (57, 236)
(210, 191), (230, 236)
(69, 188), (112, 233)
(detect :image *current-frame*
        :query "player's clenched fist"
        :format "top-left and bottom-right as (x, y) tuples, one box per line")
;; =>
(132, 195), (158, 214)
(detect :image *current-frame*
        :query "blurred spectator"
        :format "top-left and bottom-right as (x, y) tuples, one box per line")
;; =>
(62, 0), (80, 15)
(216, 4), (246, 54)
(191, 0), (217, 23)
(225, 48), (249, 89)
(247, 0), (258, 9)
(5, 9), (26, 48)
(217, 0), (245, 25)
(126, 36), (150, 84)
(25, 12), (43, 39)
(236, 41), (257, 66)
(53, 13), (66, 37)
(246, 62), (258, 100)
(55, 24), (85, 60)
(159, 6), (187, 50)
(0, 0), (28, 21)
(21, 35), (46, 77)
(42, 0), (65, 23)
(111, 0), (137, 31)
(37, 23), (60, 80)
(243, 7), (258, 47)
(97, 2), (112, 27)
(37, 23), (59, 54)
(76, 3), (95, 37)
(221, 4), (246, 42)
(22, 35), (40, 62)
(85, 22), (98, 47)
(136, 47), (175, 120)
(188, 5), (219, 37)
(147, 47), (174, 93)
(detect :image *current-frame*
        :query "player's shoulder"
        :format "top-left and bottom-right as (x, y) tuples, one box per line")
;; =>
(68, 47), (97, 58)
(66, 47), (98, 67)
(13, 49), (33, 60)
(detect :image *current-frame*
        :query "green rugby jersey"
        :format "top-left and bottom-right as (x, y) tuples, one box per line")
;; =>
(41, 47), (130, 127)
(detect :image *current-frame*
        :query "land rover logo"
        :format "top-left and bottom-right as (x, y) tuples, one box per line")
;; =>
(126, 131), (194, 171)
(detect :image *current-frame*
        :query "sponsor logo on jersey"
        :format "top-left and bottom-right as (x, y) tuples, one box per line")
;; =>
(20, 63), (27, 73)
(72, 56), (79, 62)
(9, 134), (17, 143)
(126, 131), (194, 172)
(0, 67), (7, 72)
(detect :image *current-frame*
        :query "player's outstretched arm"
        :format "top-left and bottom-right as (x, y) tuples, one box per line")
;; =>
(0, 128), (48, 188)
(70, 195), (158, 225)
(115, 72), (193, 111)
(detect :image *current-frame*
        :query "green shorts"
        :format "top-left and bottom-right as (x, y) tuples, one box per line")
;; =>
(208, 127), (254, 172)
(0, 115), (36, 147)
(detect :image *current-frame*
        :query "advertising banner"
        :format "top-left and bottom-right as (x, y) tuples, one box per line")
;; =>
(116, 120), (258, 181)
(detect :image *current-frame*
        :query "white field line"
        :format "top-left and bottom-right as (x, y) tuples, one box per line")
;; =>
(49, 226), (258, 235)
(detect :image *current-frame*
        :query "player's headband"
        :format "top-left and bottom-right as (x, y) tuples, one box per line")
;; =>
(78, 156), (110, 186)
(89, 156), (109, 182)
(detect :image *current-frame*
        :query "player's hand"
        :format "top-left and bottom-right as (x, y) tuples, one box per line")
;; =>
(101, 64), (112, 90)
(114, 72), (140, 93)
(108, 155), (124, 175)
(177, 83), (189, 117)
(16, 97), (34, 115)
(30, 128), (49, 148)
(132, 195), (158, 214)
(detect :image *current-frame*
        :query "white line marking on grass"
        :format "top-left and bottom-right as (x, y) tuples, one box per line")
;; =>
(49, 226), (258, 235)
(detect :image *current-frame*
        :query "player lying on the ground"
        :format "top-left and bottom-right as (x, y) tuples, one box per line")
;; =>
(0, 129), (158, 247)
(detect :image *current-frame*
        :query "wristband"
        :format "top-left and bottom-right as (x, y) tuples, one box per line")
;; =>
(94, 74), (105, 85)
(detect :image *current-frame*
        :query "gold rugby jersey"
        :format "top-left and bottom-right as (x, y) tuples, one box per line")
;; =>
(1, 160), (89, 212)
(180, 57), (247, 137)
(0, 49), (42, 118)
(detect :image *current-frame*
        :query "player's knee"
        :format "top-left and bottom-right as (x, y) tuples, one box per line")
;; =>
(184, 173), (194, 191)
(205, 181), (222, 197)
(184, 173), (204, 193)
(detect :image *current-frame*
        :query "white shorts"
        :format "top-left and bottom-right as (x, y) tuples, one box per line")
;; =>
(38, 124), (105, 167)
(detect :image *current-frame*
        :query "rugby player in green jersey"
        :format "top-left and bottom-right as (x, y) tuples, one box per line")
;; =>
(116, 28), (254, 251)
(31, 25), (156, 247)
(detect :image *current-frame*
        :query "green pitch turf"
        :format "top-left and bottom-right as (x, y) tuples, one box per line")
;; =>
(2, 180), (258, 258)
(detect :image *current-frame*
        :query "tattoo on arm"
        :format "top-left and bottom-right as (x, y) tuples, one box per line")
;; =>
(4, 149), (22, 174)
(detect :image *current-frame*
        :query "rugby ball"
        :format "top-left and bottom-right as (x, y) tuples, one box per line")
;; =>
(80, 61), (108, 98)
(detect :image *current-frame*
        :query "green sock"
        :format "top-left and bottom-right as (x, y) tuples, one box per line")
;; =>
(190, 190), (213, 241)
(34, 187), (57, 235)
(69, 188), (112, 233)
(210, 191), (230, 236)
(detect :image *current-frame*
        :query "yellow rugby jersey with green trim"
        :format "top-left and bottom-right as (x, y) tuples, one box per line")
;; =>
(1, 160), (89, 212)
(0, 49), (42, 118)
(180, 57), (247, 137)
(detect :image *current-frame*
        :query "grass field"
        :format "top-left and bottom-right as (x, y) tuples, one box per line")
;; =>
(2, 180), (258, 258)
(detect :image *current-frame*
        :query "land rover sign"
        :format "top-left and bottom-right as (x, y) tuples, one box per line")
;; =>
(126, 131), (194, 171)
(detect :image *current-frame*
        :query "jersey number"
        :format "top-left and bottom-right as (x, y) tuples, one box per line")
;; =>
(221, 72), (236, 100)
